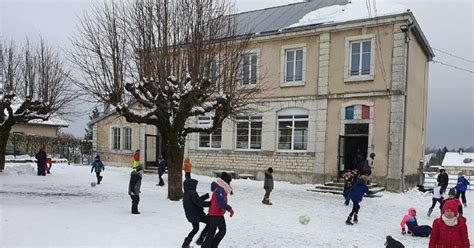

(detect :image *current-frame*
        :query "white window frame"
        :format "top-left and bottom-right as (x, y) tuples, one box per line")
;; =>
(235, 116), (263, 151)
(122, 127), (132, 151)
(110, 127), (121, 150)
(280, 44), (306, 87)
(198, 116), (222, 149)
(277, 108), (309, 152)
(344, 34), (375, 82)
(241, 49), (260, 88)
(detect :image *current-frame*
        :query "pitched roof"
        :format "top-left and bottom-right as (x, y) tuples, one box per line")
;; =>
(235, 0), (348, 35)
(442, 152), (474, 168)
(234, 0), (434, 60)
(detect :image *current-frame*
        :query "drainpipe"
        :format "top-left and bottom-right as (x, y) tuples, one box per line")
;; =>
(400, 22), (414, 192)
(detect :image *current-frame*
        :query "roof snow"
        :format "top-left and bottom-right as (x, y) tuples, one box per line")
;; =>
(28, 115), (69, 127)
(442, 152), (474, 168)
(286, 0), (409, 29)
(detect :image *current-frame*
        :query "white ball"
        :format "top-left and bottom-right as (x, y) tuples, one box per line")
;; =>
(90, 182), (97, 187)
(299, 215), (310, 225)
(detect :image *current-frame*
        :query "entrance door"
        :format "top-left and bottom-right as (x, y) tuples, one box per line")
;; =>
(338, 123), (369, 176)
(145, 134), (161, 169)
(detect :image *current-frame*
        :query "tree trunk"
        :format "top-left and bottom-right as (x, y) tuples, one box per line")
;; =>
(165, 135), (185, 201)
(0, 126), (13, 172)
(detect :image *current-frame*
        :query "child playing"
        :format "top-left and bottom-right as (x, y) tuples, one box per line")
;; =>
(182, 178), (210, 248)
(427, 183), (443, 216)
(345, 175), (373, 225)
(429, 200), (470, 247)
(455, 172), (470, 207)
(400, 208), (432, 237)
(90, 155), (105, 184)
(262, 167), (274, 205)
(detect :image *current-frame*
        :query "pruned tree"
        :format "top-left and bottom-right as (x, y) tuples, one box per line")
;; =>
(0, 39), (76, 171)
(70, 0), (259, 200)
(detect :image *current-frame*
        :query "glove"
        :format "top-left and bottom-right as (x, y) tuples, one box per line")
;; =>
(401, 228), (406, 235)
(229, 208), (234, 217)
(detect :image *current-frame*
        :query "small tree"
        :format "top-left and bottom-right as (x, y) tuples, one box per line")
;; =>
(71, 0), (259, 200)
(0, 39), (76, 171)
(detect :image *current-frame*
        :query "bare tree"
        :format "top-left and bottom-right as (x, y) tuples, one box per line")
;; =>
(70, 0), (259, 200)
(0, 39), (77, 171)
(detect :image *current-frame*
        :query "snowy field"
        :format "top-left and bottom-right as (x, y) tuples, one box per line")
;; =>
(1, 163), (472, 248)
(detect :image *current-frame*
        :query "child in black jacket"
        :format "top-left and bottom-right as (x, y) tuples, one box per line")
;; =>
(182, 178), (210, 248)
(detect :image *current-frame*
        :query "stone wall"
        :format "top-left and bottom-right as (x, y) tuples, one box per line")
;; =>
(188, 149), (316, 184)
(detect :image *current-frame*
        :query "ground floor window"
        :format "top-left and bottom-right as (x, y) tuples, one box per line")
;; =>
(198, 117), (222, 148)
(278, 111), (308, 151)
(236, 116), (262, 150)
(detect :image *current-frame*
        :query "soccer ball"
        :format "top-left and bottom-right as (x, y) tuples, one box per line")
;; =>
(90, 182), (97, 187)
(299, 215), (310, 225)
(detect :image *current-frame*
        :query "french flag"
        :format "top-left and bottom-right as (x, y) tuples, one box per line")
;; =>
(345, 105), (370, 120)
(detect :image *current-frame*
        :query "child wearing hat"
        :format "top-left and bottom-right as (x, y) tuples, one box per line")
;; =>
(400, 208), (432, 237)
(202, 172), (234, 248)
(455, 172), (470, 207)
(441, 188), (463, 216)
(429, 199), (470, 247)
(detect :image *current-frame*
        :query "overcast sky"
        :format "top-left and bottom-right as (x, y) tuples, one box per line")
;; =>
(1, 0), (473, 149)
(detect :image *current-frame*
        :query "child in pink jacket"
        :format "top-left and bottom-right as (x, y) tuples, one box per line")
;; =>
(400, 208), (432, 237)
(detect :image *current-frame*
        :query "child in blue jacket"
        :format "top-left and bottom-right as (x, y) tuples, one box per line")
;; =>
(345, 175), (374, 225)
(455, 173), (470, 207)
(91, 155), (105, 184)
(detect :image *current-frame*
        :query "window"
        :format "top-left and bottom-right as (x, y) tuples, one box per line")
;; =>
(210, 59), (217, 86)
(111, 126), (132, 151)
(112, 127), (121, 150)
(236, 116), (262, 150)
(198, 117), (221, 148)
(349, 40), (372, 77)
(278, 110), (308, 151)
(123, 127), (132, 150)
(242, 53), (257, 85)
(285, 48), (303, 82)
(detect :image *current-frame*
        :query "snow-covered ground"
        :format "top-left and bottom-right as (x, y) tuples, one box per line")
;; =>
(1, 163), (472, 248)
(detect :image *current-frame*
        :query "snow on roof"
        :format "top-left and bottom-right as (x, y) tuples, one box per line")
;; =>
(442, 152), (474, 168)
(27, 115), (69, 127)
(286, 0), (409, 29)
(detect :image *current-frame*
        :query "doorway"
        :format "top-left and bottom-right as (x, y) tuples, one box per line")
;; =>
(145, 134), (162, 169)
(338, 123), (369, 176)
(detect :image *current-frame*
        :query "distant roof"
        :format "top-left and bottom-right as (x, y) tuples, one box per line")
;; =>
(87, 110), (117, 127)
(442, 152), (474, 168)
(234, 0), (434, 60)
(27, 115), (69, 127)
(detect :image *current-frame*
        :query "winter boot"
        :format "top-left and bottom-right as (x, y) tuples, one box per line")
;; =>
(262, 197), (272, 205)
(181, 237), (192, 248)
(196, 236), (205, 245)
(353, 214), (358, 223)
(427, 207), (433, 217)
(345, 216), (353, 225)
(463, 203), (468, 207)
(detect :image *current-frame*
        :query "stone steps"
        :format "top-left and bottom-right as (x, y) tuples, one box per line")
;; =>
(308, 181), (385, 198)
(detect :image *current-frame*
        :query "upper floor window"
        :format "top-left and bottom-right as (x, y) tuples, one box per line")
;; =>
(285, 48), (304, 82)
(277, 108), (308, 151)
(242, 53), (258, 85)
(198, 116), (221, 149)
(350, 40), (372, 76)
(236, 116), (262, 150)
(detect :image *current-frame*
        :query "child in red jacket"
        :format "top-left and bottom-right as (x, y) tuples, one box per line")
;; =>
(429, 200), (470, 248)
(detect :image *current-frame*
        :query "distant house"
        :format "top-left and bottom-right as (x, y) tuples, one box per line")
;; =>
(89, 0), (434, 191)
(11, 116), (69, 138)
(442, 151), (474, 175)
